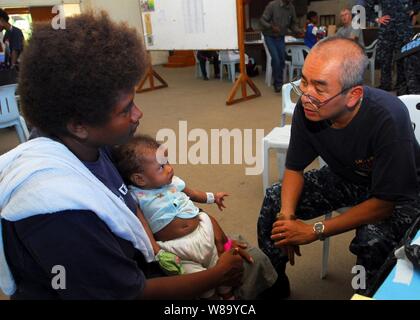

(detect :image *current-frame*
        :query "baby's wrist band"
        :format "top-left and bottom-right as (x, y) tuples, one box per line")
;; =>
(206, 192), (215, 204)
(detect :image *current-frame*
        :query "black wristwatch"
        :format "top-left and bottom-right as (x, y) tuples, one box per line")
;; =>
(313, 222), (326, 241)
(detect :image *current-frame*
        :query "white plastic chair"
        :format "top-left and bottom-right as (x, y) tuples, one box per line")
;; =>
(365, 39), (378, 86)
(281, 79), (300, 126)
(0, 84), (29, 143)
(262, 35), (290, 87)
(286, 45), (310, 80)
(262, 125), (292, 195)
(219, 51), (239, 83)
(399, 95), (420, 142)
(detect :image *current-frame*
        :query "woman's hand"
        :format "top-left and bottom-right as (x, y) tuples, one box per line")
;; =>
(215, 249), (244, 288)
(214, 192), (229, 211)
(230, 240), (253, 264)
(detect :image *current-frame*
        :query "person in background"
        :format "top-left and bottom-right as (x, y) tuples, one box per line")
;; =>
(336, 8), (365, 47)
(365, 0), (414, 94)
(304, 11), (324, 49)
(260, 0), (302, 93)
(196, 50), (220, 81)
(0, 8), (24, 70)
(402, 33), (420, 94)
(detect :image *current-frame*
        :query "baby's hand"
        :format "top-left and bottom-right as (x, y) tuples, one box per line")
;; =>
(215, 192), (229, 211)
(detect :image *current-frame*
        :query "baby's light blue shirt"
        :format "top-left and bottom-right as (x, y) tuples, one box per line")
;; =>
(129, 176), (200, 234)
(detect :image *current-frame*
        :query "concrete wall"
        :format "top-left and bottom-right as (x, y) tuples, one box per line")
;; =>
(81, 0), (168, 65)
(0, 0), (78, 6)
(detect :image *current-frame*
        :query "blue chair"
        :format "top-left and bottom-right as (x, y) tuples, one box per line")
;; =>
(0, 84), (29, 143)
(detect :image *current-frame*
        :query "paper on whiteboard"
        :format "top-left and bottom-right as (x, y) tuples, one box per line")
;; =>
(143, 13), (154, 46)
(182, 0), (205, 34)
(140, 0), (155, 12)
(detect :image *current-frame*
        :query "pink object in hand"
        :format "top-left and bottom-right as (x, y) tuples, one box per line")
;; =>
(224, 239), (233, 252)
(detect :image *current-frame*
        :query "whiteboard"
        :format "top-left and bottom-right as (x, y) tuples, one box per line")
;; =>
(140, 0), (238, 50)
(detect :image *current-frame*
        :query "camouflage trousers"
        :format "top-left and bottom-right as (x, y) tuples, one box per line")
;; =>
(257, 166), (420, 289)
(377, 28), (413, 90)
(404, 52), (420, 94)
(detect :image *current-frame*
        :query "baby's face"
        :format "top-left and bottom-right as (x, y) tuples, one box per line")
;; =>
(140, 150), (174, 189)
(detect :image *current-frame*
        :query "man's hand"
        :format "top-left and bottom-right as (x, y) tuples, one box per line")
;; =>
(296, 31), (305, 38)
(377, 15), (391, 25)
(215, 192), (229, 211)
(274, 213), (301, 265)
(272, 25), (281, 34)
(284, 245), (301, 266)
(271, 219), (317, 247)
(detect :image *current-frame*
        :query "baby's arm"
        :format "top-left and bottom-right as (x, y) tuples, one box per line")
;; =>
(135, 205), (161, 255)
(183, 186), (229, 211)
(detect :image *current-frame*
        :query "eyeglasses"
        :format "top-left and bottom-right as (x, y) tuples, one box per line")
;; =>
(290, 81), (356, 110)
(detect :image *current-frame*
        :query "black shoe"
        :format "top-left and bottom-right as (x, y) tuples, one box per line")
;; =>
(274, 86), (282, 93)
(203, 76), (209, 81)
(256, 273), (291, 300)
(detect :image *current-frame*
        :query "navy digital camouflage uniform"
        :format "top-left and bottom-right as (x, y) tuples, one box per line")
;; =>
(258, 166), (420, 292)
(365, 0), (414, 92)
(404, 51), (420, 94)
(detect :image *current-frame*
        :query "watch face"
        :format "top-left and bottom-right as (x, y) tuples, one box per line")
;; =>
(315, 222), (324, 233)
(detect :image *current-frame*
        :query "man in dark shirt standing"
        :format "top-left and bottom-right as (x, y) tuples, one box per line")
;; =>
(258, 37), (420, 295)
(260, 0), (301, 93)
(0, 9), (24, 69)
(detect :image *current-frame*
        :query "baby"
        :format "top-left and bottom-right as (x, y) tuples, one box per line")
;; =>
(113, 135), (235, 299)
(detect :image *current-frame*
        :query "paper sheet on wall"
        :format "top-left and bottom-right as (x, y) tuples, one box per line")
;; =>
(144, 13), (154, 46)
(182, 0), (205, 34)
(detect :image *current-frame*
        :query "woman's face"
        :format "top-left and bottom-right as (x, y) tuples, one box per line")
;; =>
(87, 88), (143, 147)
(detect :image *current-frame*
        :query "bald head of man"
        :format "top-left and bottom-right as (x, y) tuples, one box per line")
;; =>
(297, 37), (368, 127)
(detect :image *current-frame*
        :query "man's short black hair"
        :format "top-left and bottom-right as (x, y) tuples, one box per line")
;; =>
(0, 9), (10, 22)
(307, 11), (318, 21)
(19, 12), (148, 136)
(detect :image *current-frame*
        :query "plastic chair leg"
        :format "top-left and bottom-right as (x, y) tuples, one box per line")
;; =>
(15, 124), (26, 143)
(262, 140), (270, 195)
(266, 58), (272, 87)
(230, 63), (235, 83)
(276, 150), (287, 181)
(370, 62), (375, 86)
(321, 211), (333, 279)
(321, 236), (330, 279)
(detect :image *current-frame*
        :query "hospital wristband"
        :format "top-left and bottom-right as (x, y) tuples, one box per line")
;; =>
(206, 192), (215, 204)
